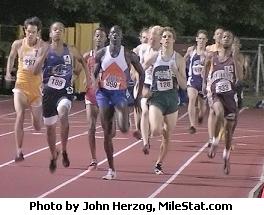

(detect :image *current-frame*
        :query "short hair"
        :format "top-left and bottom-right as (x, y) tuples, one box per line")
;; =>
(161, 27), (176, 40)
(196, 29), (208, 37)
(110, 25), (122, 33)
(24, 17), (42, 31)
(49, 22), (65, 32)
(214, 26), (225, 32)
(149, 25), (163, 35)
(94, 27), (107, 35)
(139, 27), (148, 37)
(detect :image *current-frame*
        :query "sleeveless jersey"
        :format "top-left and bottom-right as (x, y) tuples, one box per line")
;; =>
(151, 51), (177, 92)
(100, 45), (129, 90)
(210, 52), (236, 94)
(16, 38), (42, 87)
(42, 44), (73, 93)
(187, 49), (204, 86)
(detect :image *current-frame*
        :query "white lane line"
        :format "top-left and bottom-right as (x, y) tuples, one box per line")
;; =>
(37, 111), (189, 198)
(148, 107), (246, 198)
(0, 109), (86, 138)
(248, 160), (264, 198)
(0, 111), (16, 119)
(0, 99), (12, 103)
(0, 131), (88, 168)
(38, 139), (142, 198)
(148, 143), (208, 198)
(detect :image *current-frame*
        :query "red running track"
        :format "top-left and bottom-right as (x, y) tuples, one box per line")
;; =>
(0, 96), (263, 197)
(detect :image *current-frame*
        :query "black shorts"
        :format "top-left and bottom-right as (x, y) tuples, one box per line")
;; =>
(42, 87), (74, 118)
(211, 91), (237, 119)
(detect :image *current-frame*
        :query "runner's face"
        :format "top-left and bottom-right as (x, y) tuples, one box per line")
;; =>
(94, 30), (106, 48)
(140, 31), (149, 44)
(214, 29), (224, 43)
(25, 25), (38, 43)
(221, 32), (234, 48)
(148, 28), (161, 47)
(109, 27), (122, 45)
(161, 31), (175, 48)
(232, 37), (241, 50)
(196, 33), (207, 47)
(50, 23), (64, 42)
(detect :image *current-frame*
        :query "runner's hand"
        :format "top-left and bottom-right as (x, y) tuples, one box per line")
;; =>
(5, 73), (12, 81)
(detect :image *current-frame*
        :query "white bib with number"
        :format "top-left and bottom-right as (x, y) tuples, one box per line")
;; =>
(103, 79), (120, 90)
(23, 55), (36, 70)
(215, 80), (232, 93)
(157, 79), (173, 91)
(48, 76), (66, 90)
(192, 65), (203, 75)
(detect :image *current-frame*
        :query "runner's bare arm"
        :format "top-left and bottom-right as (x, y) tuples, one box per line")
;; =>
(32, 41), (49, 75)
(233, 49), (243, 82)
(70, 46), (91, 87)
(130, 51), (145, 97)
(175, 52), (187, 90)
(142, 52), (158, 71)
(94, 48), (106, 79)
(183, 46), (194, 61)
(5, 40), (21, 80)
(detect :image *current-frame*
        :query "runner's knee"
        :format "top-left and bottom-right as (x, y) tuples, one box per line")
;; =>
(57, 99), (71, 119)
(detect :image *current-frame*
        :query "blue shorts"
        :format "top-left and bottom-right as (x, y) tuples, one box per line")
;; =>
(96, 88), (128, 108)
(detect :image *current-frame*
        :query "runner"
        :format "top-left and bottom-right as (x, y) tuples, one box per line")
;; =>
(139, 27), (149, 44)
(206, 30), (243, 174)
(129, 27), (150, 140)
(83, 27), (110, 170)
(5, 17), (49, 162)
(143, 27), (186, 174)
(94, 25), (144, 179)
(232, 36), (248, 109)
(138, 25), (162, 154)
(42, 22), (89, 173)
(184, 30), (208, 134)
(205, 27), (224, 146)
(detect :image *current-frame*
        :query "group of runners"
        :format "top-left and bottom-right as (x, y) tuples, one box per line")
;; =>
(5, 16), (248, 179)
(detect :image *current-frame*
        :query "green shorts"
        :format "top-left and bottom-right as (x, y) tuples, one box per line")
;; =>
(148, 89), (179, 115)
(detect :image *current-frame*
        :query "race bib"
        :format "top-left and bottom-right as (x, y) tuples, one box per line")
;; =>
(47, 76), (66, 90)
(192, 65), (203, 75)
(157, 79), (173, 91)
(23, 55), (36, 70)
(103, 79), (120, 90)
(215, 80), (232, 93)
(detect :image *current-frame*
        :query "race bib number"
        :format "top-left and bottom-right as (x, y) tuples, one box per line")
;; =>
(215, 80), (232, 93)
(157, 80), (173, 91)
(192, 65), (203, 75)
(47, 76), (66, 90)
(23, 55), (36, 70)
(103, 79), (120, 90)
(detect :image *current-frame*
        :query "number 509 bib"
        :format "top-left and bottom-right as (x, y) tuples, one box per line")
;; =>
(48, 76), (66, 90)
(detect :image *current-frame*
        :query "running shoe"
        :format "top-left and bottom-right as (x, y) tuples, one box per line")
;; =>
(189, 126), (196, 134)
(49, 151), (59, 173)
(142, 143), (150, 155)
(154, 163), (164, 175)
(208, 137), (219, 158)
(15, 152), (24, 162)
(88, 160), (98, 170)
(223, 149), (231, 175)
(62, 151), (70, 167)
(102, 168), (117, 180)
